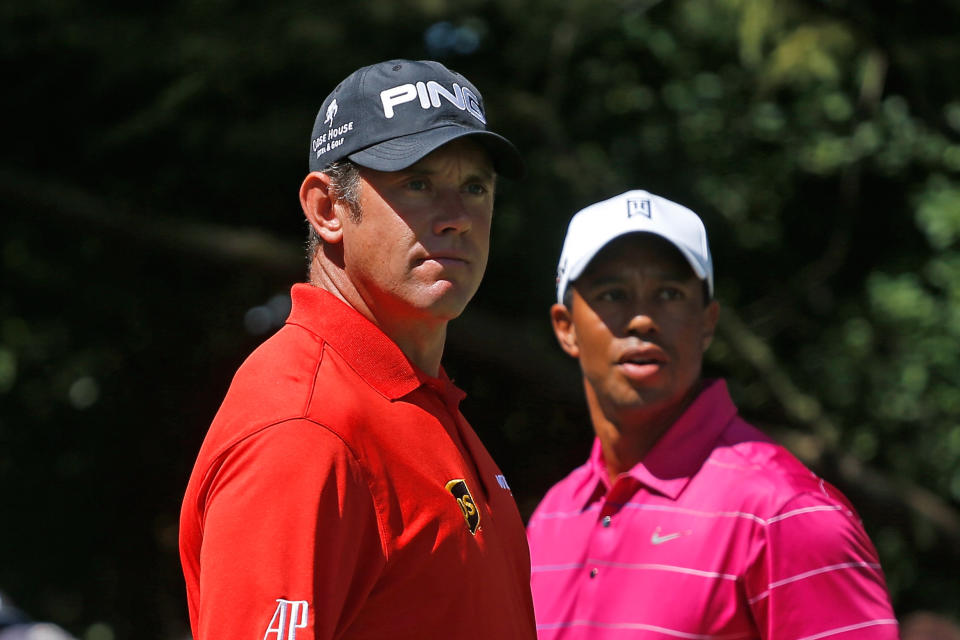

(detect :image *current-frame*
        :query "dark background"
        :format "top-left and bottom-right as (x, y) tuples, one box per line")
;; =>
(3, 0), (960, 637)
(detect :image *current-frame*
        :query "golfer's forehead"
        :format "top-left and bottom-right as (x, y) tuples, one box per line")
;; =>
(581, 233), (696, 282)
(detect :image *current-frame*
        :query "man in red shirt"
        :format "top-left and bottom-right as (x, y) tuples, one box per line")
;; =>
(527, 190), (898, 639)
(180, 59), (536, 640)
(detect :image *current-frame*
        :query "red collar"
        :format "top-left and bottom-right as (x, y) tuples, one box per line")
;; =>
(286, 283), (465, 407)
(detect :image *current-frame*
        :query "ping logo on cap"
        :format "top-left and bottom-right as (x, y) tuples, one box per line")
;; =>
(445, 478), (481, 535)
(627, 198), (652, 219)
(380, 81), (485, 123)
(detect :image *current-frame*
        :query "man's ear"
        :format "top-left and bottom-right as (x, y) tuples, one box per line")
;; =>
(701, 299), (720, 352)
(550, 302), (580, 359)
(299, 171), (344, 244)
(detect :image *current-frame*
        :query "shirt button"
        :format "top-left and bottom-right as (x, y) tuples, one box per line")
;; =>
(590, 568), (599, 578)
(601, 516), (612, 528)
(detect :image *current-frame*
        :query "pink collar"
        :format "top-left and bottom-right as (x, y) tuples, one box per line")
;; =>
(574, 379), (738, 506)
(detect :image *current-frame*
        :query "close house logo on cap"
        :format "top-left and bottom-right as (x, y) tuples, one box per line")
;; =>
(311, 104), (354, 161)
(323, 99), (338, 126)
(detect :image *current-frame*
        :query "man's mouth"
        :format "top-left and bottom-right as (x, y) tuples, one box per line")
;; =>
(616, 347), (667, 379)
(616, 358), (664, 383)
(617, 348), (665, 366)
(419, 251), (470, 266)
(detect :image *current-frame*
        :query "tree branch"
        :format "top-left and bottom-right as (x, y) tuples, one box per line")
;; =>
(719, 304), (960, 545)
(0, 167), (301, 276)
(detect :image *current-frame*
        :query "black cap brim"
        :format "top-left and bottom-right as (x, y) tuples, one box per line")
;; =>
(347, 125), (524, 179)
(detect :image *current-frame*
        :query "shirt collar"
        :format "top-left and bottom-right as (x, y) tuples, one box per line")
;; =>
(575, 379), (738, 506)
(568, 438), (610, 508)
(286, 283), (464, 405)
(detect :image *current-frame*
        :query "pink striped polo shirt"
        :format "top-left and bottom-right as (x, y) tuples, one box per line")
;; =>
(527, 379), (898, 640)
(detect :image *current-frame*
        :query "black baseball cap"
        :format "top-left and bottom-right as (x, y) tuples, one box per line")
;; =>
(308, 59), (523, 178)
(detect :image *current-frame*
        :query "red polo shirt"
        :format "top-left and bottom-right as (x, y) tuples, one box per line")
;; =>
(527, 380), (897, 639)
(180, 284), (536, 640)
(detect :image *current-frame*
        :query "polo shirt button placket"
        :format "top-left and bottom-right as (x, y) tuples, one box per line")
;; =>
(589, 510), (615, 582)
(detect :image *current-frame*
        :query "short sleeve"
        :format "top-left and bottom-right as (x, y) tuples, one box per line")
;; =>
(193, 419), (385, 640)
(745, 488), (899, 639)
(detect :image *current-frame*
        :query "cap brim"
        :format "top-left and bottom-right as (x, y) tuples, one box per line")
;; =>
(348, 125), (524, 179)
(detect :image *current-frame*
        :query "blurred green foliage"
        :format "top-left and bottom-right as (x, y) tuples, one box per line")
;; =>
(3, 0), (959, 637)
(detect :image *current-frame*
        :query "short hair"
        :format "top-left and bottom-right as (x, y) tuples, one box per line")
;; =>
(306, 160), (362, 263)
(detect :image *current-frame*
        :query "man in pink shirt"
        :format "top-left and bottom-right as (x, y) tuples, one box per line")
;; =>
(526, 190), (898, 639)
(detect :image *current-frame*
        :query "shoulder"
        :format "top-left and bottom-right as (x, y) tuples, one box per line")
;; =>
(203, 319), (390, 465)
(763, 482), (872, 559)
(228, 322), (326, 406)
(709, 419), (879, 560)
(696, 415), (833, 516)
(208, 323), (327, 437)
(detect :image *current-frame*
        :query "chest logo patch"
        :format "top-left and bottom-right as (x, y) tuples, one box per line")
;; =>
(445, 478), (481, 535)
(650, 526), (692, 545)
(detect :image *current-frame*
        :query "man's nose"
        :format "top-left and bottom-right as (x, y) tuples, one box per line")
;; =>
(626, 308), (657, 336)
(432, 192), (472, 235)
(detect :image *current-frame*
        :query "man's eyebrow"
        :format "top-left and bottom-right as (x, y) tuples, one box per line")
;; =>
(403, 164), (496, 181)
(471, 166), (496, 181)
(578, 274), (627, 287)
(658, 268), (699, 282)
(582, 267), (696, 284)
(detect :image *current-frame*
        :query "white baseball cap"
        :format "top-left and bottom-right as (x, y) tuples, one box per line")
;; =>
(555, 190), (714, 305)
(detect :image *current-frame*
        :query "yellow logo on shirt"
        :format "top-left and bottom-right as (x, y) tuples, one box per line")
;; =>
(445, 479), (481, 535)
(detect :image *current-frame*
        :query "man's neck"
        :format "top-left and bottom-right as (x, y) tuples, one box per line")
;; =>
(383, 319), (447, 377)
(307, 267), (447, 376)
(585, 383), (701, 485)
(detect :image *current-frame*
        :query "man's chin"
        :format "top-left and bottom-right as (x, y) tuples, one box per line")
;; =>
(407, 294), (472, 324)
(418, 281), (478, 314)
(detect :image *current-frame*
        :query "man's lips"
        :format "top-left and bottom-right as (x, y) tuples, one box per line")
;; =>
(616, 346), (667, 378)
(617, 346), (666, 366)
(418, 252), (471, 267)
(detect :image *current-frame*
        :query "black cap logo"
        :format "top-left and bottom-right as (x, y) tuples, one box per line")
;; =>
(445, 479), (480, 535)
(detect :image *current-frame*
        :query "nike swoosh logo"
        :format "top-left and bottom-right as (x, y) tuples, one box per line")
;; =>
(650, 526), (691, 545)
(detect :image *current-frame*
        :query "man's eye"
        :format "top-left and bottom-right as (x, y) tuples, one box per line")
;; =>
(659, 287), (684, 300)
(465, 183), (488, 195)
(407, 179), (428, 191)
(597, 289), (627, 302)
